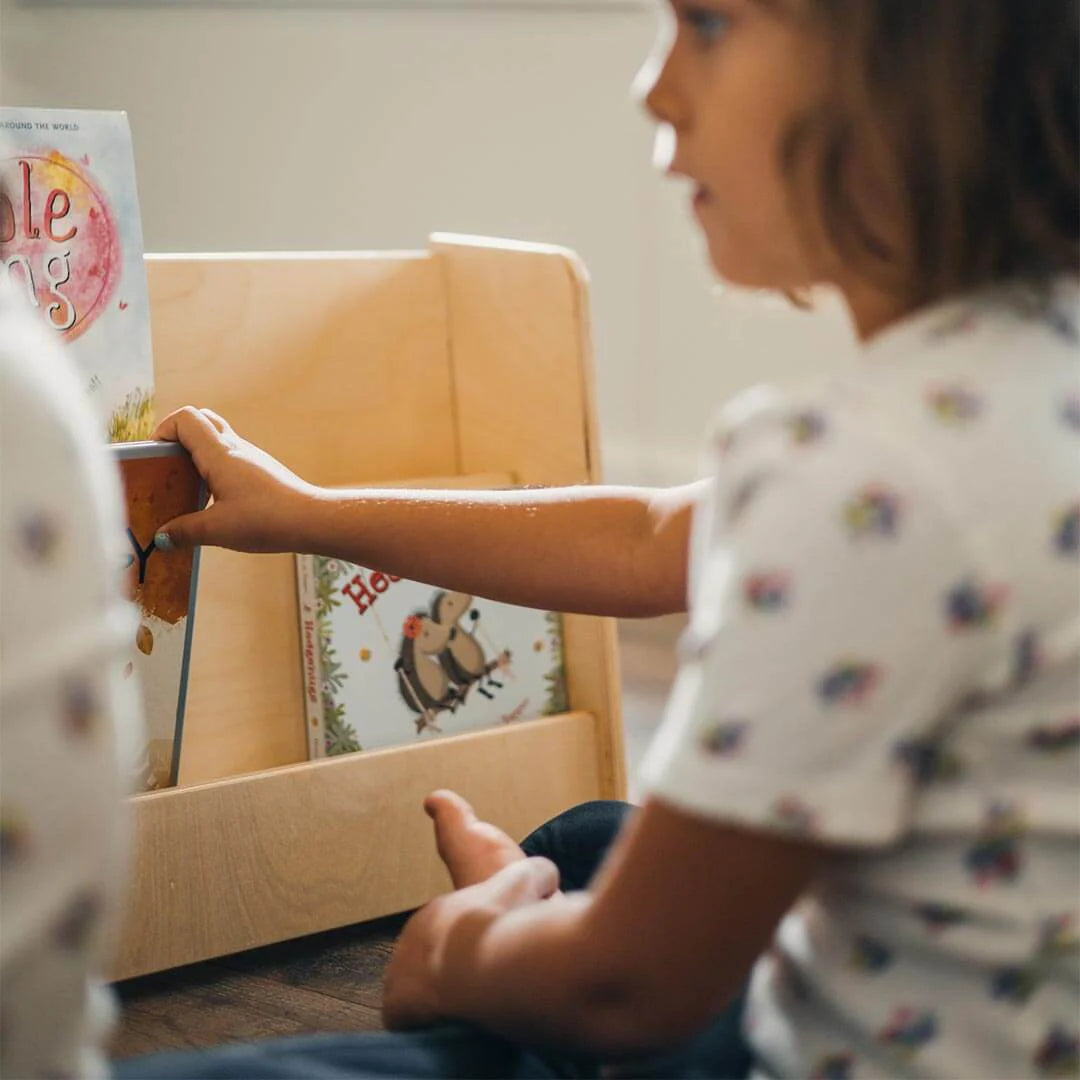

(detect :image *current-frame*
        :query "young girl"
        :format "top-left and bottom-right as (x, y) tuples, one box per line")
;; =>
(123, 1), (1078, 1077)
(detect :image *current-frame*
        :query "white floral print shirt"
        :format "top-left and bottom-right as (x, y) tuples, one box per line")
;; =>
(640, 282), (1080, 1079)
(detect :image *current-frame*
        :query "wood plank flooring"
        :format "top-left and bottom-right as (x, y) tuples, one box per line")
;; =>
(111, 914), (406, 1059)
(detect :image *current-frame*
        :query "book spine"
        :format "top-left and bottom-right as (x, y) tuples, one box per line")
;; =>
(295, 555), (325, 759)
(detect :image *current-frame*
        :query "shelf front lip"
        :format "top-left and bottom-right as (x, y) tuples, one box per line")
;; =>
(113, 709), (602, 981)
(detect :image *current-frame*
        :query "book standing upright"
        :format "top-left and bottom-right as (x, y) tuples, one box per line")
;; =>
(297, 554), (569, 758)
(2, 106), (198, 790)
(111, 442), (205, 791)
(0, 107), (155, 440)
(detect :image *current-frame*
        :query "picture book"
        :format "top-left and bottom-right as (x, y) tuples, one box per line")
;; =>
(111, 442), (205, 791)
(297, 556), (569, 758)
(1, 107), (155, 441)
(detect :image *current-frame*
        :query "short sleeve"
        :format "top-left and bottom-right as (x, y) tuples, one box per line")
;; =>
(639, 386), (991, 846)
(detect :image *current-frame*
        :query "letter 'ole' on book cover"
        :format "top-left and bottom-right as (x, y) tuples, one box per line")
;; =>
(1, 107), (155, 442)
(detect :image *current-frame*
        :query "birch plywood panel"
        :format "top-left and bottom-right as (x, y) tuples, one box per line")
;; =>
(146, 254), (462, 784)
(175, 548), (304, 784)
(432, 234), (599, 487)
(115, 711), (601, 980)
(434, 236), (625, 797)
(147, 253), (459, 486)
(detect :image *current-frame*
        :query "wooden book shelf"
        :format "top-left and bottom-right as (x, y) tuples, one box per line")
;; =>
(111, 235), (625, 980)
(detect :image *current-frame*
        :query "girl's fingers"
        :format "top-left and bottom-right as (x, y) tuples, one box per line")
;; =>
(199, 408), (236, 437)
(424, 789), (478, 826)
(479, 856), (560, 906)
(152, 406), (226, 460)
(155, 504), (221, 551)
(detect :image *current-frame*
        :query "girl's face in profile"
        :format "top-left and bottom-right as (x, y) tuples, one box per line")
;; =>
(635, 0), (834, 293)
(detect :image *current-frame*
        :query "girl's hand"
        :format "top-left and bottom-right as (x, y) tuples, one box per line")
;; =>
(424, 789), (528, 889)
(151, 406), (316, 553)
(382, 855), (559, 1031)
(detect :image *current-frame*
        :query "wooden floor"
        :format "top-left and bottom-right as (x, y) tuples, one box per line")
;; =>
(111, 914), (407, 1059)
(110, 617), (681, 1061)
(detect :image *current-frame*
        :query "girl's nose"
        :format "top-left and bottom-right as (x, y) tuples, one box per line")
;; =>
(633, 43), (685, 130)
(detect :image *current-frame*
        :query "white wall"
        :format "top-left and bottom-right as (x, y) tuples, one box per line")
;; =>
(2, 0), (856, 485)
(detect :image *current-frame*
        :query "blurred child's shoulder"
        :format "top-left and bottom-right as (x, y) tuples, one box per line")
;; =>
(703, 277), (1079, 471)
(860, 277), (1080, 379)
(845, 278), (1080, 435)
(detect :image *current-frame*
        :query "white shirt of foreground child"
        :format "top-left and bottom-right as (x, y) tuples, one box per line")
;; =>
(0, 281), (143, 1079)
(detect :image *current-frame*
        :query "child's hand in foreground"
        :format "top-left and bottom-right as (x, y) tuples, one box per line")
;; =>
(383, 850), (559, 1031)
(381, 792), (554, 1030)
(152, 406), (314, 553)
(424, 789), (529, 888)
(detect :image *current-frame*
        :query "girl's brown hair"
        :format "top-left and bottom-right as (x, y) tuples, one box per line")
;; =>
(785, 0), (1079, 305)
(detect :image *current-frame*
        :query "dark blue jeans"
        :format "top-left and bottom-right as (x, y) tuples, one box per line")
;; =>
(114, 801), (750, 1079)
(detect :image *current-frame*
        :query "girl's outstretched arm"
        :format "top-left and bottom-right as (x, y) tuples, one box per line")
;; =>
(153, 406), (702, 617)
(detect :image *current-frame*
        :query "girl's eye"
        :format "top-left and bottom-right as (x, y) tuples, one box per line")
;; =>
(682, 5), (732, 44)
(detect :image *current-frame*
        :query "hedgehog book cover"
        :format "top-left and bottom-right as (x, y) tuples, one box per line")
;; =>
(113, 442), (205, 791)
(1, 107), (155, 441)
(296, 555), (569, 758)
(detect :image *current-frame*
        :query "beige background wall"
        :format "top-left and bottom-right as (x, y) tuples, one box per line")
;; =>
(1, 0), (856, 484)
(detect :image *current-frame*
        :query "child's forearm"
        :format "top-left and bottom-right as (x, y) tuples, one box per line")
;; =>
(437, 894), (606, 1053)
(298, 481), (703, 618)
(152, 407), (703, 616)
(434, 893), (682, 1059)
